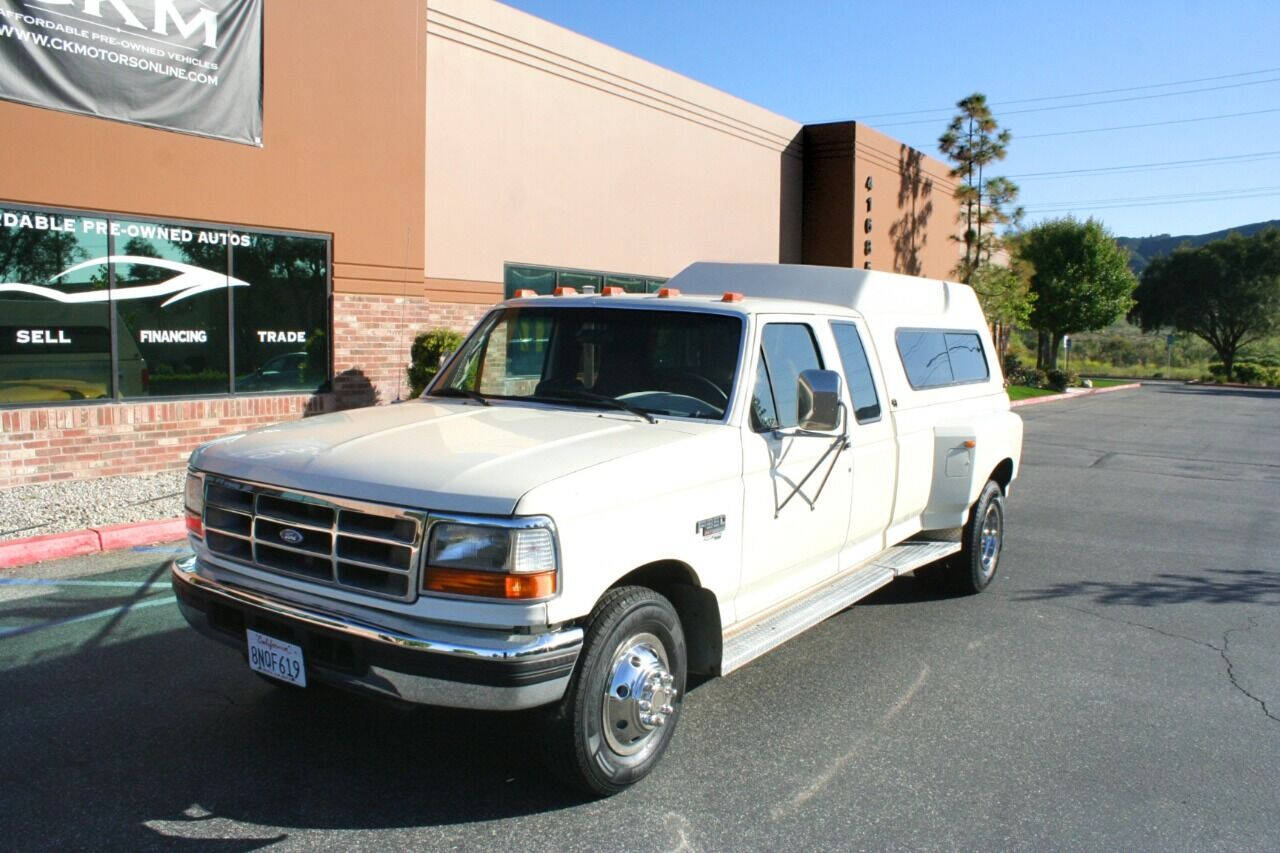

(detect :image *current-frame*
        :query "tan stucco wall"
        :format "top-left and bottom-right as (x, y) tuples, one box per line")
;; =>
(0, 1), (428, 297)
(424, 0), (804, 291)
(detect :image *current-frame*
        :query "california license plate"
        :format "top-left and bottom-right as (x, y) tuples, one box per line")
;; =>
(246, 629), (306, 687)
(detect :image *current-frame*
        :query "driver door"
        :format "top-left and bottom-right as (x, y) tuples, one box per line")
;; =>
(735, 319), (852, 621)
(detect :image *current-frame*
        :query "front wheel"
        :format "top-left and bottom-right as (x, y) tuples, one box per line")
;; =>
(540, 586), (687, 796)
(951, 480), (1005, 594)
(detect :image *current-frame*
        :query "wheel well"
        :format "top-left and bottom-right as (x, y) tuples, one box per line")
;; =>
(610, 561), (722, 676)
(990, 458), (1015, 493)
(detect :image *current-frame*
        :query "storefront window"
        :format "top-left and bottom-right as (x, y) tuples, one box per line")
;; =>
(504, 263), (666, 298)
(233, 234), (329, 392)
(0, 203), (330, 405)
(113, 221), (231, 397)
(0, 207), (112, 403)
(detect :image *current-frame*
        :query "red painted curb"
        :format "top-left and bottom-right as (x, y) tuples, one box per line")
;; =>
(0, 530), (101, 570)
(1011, 382), (1141, 408)
(95, 518), (187, 551)
(0, 516), (185, 570)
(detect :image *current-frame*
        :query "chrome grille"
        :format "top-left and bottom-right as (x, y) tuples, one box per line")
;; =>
(201, 476), (423, 602)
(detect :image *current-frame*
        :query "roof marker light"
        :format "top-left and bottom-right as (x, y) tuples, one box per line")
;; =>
(553, 286), (576, 296)
(721, 291), (745, 303)
(601, 286), (625, 296)
(657, 287), (681, 298)
(514, 289), (537, 298)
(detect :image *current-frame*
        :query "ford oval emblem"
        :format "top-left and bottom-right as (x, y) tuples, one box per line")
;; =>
(278, 528), (304, 545)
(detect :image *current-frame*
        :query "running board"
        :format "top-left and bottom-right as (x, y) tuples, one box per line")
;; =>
(720, 540), (961, 675)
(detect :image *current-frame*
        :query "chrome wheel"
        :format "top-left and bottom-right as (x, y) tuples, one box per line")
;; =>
(978, 499), (1003, 581)
(602, 632), (678, 756)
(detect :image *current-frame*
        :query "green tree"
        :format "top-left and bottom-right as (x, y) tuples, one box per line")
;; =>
(969, 259), (1035, 363)
(1017, 218), (1137, 369)
(1130, 229), (1280, 380)
(938, 93), (1021, 281)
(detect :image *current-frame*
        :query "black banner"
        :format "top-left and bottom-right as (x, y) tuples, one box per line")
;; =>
(0, 0), (262, 146)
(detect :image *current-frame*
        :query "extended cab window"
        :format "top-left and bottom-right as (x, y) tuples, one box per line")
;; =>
(751, 323), (822, 431)
(830, 322), (881, 423)
(895, 329), (989, 389)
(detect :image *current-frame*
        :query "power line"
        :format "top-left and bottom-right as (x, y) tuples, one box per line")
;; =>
(1023, 192), (1280, 212)
(1018, 107), (1280, 139)
(855, 66), (1280, 120)
(1023, 185), (1280, 212)
(1008, 150), (1280, 179)
(874, 77), (1280, 128)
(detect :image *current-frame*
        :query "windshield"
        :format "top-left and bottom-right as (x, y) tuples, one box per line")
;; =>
(430, 306), (743, 420)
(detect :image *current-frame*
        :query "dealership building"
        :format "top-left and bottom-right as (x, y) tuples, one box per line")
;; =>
(0, 0), (961, 488)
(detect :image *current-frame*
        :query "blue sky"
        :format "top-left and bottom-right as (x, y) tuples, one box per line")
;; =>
(502, 0), (1280, 239)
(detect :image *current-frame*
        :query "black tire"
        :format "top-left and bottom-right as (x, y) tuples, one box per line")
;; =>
(540, 586), (687, 796)
(951, 480), (1005, 594)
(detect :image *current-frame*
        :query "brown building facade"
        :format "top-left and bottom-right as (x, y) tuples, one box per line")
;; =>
(0, 0), (960, 489)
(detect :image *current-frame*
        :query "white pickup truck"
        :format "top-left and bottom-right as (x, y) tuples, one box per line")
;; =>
(172, 262), (1023, 795)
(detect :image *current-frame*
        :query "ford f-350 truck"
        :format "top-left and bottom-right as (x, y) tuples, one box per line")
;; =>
(172, 262), (1023, 795)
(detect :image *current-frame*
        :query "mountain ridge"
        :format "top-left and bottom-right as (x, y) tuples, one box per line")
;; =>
(1116, 219), (1280, 275)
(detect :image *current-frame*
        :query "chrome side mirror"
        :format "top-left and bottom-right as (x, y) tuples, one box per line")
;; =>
(797, 369), (841, 432)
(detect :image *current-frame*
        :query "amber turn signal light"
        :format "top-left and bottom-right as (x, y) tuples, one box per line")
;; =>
(423, 567), (556, 599)
(185, 511), (203, 538)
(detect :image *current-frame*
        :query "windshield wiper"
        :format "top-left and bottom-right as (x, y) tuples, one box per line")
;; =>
(538, 390), (658, 424)
(429, 387), (490, 406)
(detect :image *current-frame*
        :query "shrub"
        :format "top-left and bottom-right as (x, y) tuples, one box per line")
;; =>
(1208, 363), (1229, 379)
(1002, 353), (1022, 376)
(1007, 366), (1048, 388)
(407, 328), (464, 397)
(1233, 362), (1267, 384)
(1046, 368), (1078, 392)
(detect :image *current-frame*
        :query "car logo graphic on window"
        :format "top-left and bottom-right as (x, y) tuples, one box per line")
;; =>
(0, 256), (249, 307)
(278, 528), (304, 545)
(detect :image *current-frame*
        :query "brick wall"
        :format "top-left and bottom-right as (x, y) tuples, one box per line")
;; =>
(0, 395), (325, 489)
(0, 295), (495, 488)
(332, 293), (490, 404)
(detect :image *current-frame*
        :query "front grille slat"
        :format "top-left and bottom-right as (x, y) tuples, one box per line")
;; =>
(202, 476), (423, 602)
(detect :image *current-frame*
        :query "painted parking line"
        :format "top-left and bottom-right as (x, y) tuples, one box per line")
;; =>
(0, 596), (176, 640)
(0, 578), (170, 590)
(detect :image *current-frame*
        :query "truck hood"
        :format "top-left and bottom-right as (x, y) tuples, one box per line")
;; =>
(190, 399), (704, 516)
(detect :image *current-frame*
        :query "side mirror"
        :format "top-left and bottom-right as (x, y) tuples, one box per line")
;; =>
(797, 369), (842, 432)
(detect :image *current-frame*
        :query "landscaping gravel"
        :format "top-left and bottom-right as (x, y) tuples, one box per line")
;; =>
(0, 469), (185, 542)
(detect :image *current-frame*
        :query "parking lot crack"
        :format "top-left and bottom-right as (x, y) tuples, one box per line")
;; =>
(1021, 598), (1223, 653)
(1220, 618), (1279, 724)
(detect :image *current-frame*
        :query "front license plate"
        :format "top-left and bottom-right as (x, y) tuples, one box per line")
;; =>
(246, 629), (306, 687)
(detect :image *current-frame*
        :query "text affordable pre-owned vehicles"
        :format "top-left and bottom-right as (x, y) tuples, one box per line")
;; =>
(172, 262), (1023, 795)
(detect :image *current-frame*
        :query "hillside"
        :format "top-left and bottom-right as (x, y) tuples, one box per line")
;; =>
(1116, 219), (1280, 275)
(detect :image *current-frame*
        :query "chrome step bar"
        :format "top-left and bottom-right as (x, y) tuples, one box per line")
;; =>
(720, 539), (961, 675)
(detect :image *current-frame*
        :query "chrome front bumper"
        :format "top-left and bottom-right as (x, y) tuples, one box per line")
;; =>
(170, 557), (582, 710)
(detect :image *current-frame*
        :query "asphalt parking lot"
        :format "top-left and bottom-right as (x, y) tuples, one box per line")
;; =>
(1, 383), (1276, 851)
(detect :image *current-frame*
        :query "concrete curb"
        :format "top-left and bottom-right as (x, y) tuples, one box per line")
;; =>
(1010, 382), (1142, 409)
(0, 517), (185, 570)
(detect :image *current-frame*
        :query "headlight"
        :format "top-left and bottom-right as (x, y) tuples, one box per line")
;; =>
(184, 471), (205, 537)
(423, 519), (557, 600)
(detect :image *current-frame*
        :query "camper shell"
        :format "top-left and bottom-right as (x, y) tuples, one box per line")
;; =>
(171, 262), (1023, 795)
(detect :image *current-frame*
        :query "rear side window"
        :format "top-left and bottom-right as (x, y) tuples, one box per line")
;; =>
(752, 323), (823, 431)
(830, 322), (881, 423)
(895, 329), (989, 389)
